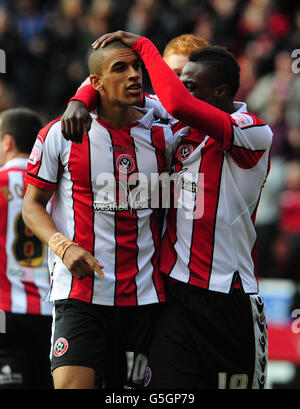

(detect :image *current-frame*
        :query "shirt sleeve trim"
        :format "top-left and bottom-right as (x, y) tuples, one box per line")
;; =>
(25, 172), (57, 191)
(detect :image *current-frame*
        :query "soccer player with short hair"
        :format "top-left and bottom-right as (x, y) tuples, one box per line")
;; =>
(60, 33), (208, 143)
(58, 33), (209, 387)
(22, 40), (175, 389)
(90, 31), (273, 389)
(0, 108), (53, 388)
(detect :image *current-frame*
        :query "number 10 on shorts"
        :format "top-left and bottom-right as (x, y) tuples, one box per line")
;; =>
(218, 372), (249, 389)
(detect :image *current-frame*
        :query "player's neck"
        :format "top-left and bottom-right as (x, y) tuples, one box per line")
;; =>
(4, 151), (28, 164)
(217, 99), (235, 114)
(98, 103), (143, 129)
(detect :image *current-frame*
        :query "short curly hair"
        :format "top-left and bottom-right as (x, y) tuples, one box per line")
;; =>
(163, 34), (209, 61)
(189, 45), (240, 98)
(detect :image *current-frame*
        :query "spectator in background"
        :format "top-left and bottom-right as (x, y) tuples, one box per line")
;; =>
(0, 6), (20, 84)
(42, 0), (90, 117)
(255, 155), (285, 278)
(162, 33), (208, 76)
(125, 0), (181, 52)
(269, 160), (300, 281)
(247, 50), (300, 158)
(12, 0), (49, 108)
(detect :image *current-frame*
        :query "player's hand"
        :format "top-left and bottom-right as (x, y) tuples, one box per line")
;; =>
(62, 244), (104, 280)
(61, 100), (92, 144)
(92, 30), (141, 50)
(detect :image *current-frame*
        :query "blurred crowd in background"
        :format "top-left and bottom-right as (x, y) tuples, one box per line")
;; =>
(0, 0), (300, 284)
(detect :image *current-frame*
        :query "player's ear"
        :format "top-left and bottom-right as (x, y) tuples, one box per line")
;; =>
(1, 133), (14, 154)
(90, 74), (103, 92)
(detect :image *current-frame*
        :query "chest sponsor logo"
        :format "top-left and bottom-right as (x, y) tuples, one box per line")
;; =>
(93, 170), (205, 219)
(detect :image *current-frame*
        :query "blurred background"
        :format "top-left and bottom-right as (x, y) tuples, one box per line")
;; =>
(0, 0), (300, 389)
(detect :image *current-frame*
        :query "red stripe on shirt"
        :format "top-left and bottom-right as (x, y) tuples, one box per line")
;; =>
(151, 126), (166, 174)
(171, 120), (187, 136)
(230, 145), (265, 169)
(160, 148), (184, 276)
(0, 170), (11, 311)
(109, 127), (139, 306)
(23, 282), (41, 314)
(149, 211), (165, 301)
(68, 136), (95, 302)
(149, 126), (167, 301)
(188, 138), (224, 287)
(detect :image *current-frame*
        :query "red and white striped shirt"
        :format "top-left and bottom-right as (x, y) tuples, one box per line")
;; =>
(68, 38), (274, 294)
(0, 158), (52, 315)
(26, 108), (175, 306)
(159, 103), (272, 293)
(132, 37), (273, 294)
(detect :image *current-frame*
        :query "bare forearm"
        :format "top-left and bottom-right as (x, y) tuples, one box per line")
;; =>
(22, 198), (59, 244)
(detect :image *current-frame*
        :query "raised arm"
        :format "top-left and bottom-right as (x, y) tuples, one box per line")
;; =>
(132, 37), (232, 147)
(93, 32), (233, 149)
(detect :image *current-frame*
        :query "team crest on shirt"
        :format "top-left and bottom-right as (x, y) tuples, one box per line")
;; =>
(116, 154), (136, 174)
(28, 134), (43, 165)
(176, 144), (194, 162)
(231, 113), (254, 128)
(53, 337), (69, 357)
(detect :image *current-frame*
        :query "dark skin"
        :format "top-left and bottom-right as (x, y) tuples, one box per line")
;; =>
(180, 61), (235, 114)
(61, 30), (235, 142)
(61, 100), (92, 144)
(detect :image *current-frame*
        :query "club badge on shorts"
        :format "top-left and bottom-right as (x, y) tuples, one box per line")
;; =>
(53, 337), (69, 357)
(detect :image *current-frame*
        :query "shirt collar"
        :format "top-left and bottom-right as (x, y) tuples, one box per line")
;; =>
(133, 107), (155, 129)
(91, 106), (155, 130)
(1, 157), (28, 170)
(233, 101), (248, 113)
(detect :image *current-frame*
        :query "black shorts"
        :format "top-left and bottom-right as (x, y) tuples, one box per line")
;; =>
(50, 299), (163, 386)
(0, 312), (53, 389)
(145, 281), (268, 389)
